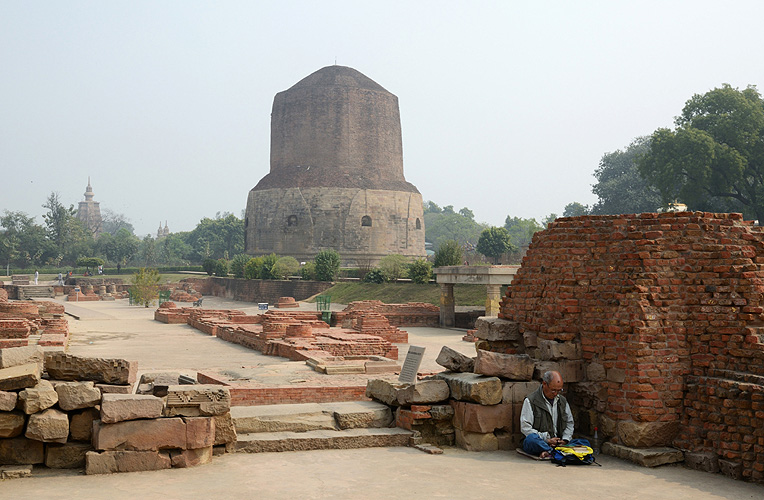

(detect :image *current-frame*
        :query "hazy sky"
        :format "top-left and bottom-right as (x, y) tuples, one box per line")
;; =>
(3, 1), (764, 237)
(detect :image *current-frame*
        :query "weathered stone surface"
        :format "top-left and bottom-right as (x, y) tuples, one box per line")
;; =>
(607, 367), (626, 383)
(86, 450), (171, 474)
(365, 379), (449, 406)
(70, 407), (99, 442)
(18, 379), (58, 414)
(434, 372), (502, 405)
(101, 393), (164, 423)
(93, 418), (187, 451)
(0, 345), (44, 369)
(618, 420), (679, 448)
(0, 362), (40, 391)
(183, 416), (215, 449)
(537, 339), (582, 360)
(332, 401), (393, 429)
(0, 465), (33, 479)
(0, 437), (44, 464)
(454, 428), (499, 451)
(231, 404), (336, 433)
(0, 410), (25, 438)
(599, 414), (617, 438)
(45, 442), (93, 469)
(586, 362), (606, 381)
(0, 390), (17, 411)
(474, 350), (534, 380)
(718, 459), (743, 479)
(533, 360), (584, 382)
(501, 381), (540, 404)
(54, 381), (101, 411)
(429, 405), (454, 421)
(25, 408), (69, 443)
(435, 345), (474, 373)
(213, 412), (237, 446)
(170, 446), (213, 468)
(96, 383), (134, 394)
(139, 371), (181, 386)
(683, 451), (719, 473)
(451, 400), (512, 433)
(474, 317), (520, 341)
(602, 442), (683, 467)
(163, 385), (230, 417)
(523, 330), (538, 348)
(45, 352), (137, 385)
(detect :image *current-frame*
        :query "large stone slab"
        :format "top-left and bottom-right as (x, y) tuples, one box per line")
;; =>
(0, 390), (17, 411)
(473, 317), (520, 341)
(70, 407), (99, 442)
(231, 404), (337, 434)
(365, 379), (450, 406)
(602, 442), (684, 467)
(434, 372), (503, 405)
(0, 362), (40, 391)
(184, 416), (215, 449)
(54, 381), (101, 411)
(86, 450), (171, 474)
(451, 400), (512, 433)
(18, 379), (58, 414)
(169, 446), (213, 468)
(235, 427), (412, 453)
(0, 345), (44, 369)
(25, 408), (69, 443)
(683, 451), (720, 473)
(501, 381), (540, 403)
(329, 401), (393, 429)
(533, 360), (584, 382)
(0, 411), (25, 438)
(537, 339), (582, 360)
(213, 412), (237, 446)
(435, 346), (474, 373)
(0, 436), (44, 464)
(45, 352), (137, 385)
(101, 394), (164, 423)
(93, 417), (187, 451)
(96, 383), (134, 394)
(45, 442), (93, 469)
(0, 465), (33, 479)
(454, 428), (499, 451)
(474, 350), (534, 380)
(163, 385), (230, 417)
(618, 420), (679, 448)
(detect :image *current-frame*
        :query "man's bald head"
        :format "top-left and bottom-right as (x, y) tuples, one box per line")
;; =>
(542, 370), (564, 399)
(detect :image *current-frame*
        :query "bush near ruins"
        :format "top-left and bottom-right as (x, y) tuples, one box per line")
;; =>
(408, 258), (433, 284)
(76, 256), (104, 273)
(300, 261), (317, 280)
(271, 256), (300, 280)
(314, 249), (341, 281)
(378, 254), (408, 282)
(244, 257), (263, 279)
(477, 227), (515, 264)
(258, 253), (279, 279)
(131, 268), (160, 307)
(362, 269), (385, 283)
(433, 240), (463, 267)
(202, 258), (216, 276)
(230, 254), (250, 278)
(213, 258), (229, 277)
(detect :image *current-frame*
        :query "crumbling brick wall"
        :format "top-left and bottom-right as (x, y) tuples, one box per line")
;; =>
(499, 212), (764, 482)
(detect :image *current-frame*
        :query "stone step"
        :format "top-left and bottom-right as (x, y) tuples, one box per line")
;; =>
(235, 427), (412, 453)
(230, 401), (393, 434)
(18, 287), (56, 299)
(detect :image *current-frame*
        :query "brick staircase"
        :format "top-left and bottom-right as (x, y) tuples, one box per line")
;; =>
(17, 286), (55, 299)
(231, 401), (412, 453)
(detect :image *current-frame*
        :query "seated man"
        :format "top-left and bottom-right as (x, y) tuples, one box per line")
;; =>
(520, 370), (589, 458)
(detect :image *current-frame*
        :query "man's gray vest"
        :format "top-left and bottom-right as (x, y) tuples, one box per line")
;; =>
(527, 386), (569, 438)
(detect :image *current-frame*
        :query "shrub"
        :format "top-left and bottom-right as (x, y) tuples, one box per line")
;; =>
(259, 253), (279, 280)
(433, 240), (463, 267)
(214, 258), (229, 277)
(378, 254), (408, 282)
(131, 268), (160, 307)
(230, 254), (250, 278)
(408, 258), (433, 284)
(301, 262), (316, 280)
(314, 249), (341, 281)
(271, 256), (300, 280)
(362, 269), (385, 283)
(202, 258), (216, 276)
(244, 257), (263, 279)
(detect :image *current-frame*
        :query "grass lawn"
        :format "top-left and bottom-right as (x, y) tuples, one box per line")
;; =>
(309, 282), (507, 307)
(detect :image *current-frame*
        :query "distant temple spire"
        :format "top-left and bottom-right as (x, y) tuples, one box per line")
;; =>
(77, 177), (102, 236)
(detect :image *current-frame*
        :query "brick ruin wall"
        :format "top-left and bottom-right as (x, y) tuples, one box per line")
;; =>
(499, 212), (764, 481)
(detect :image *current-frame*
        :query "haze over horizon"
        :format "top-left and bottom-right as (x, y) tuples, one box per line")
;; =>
(3, 1), (764, 237)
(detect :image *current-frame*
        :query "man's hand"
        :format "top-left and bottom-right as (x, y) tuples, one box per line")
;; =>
(547, 437), (563, 447)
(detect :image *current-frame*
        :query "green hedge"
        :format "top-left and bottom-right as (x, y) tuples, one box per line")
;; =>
(3, 265), (204, 276)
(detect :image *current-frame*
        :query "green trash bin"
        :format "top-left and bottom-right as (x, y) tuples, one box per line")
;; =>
(158, 290), (171, 305)
(316, 295), (331, 312)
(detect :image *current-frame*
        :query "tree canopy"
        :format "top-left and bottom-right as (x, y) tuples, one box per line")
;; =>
(639, 84), (762, 221)
(423, 200), (487, 250)
(477, 227), (514, 264)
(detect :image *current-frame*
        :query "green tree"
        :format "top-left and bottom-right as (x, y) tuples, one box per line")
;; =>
(433, 240), (463, 267)
(562, 202), (590, 217)
(477, 227), (514, 264)
(43, 192), (93, 264)
(408, 258), (433, 284)
(271, 256), (300, 279)
(140, 235), (157, 267)
(314, 249), (341, 281)
(300, 261), (316, 280)
(639, 84), (763, 221)
(542, 213), (558, 227)
(424, 203), (487, 250)
(214, 258), (229, 277)
(259, 253), (279, 280)
(591, 137), (662, 215)
(186, 213), (244, 261)
(230, 254), (250, 278)
(101, 209), (135, 236)
(244, 257), (263, 279)
(378, 254), (408, 282)
(0, 211), (52, 269)
(131, 267), (160, 307)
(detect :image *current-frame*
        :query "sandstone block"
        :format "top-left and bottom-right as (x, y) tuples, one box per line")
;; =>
(170, 446), (213, 468)
(184, 416), (215, 449)
(454, 428), (498, 451)
(70, 408), (99, 442)
(18, 379), (58, 414)
(0, 410), (25, 438)
(139, 371), (182, 386)
(0, 362), (40, 391)
(607, 367), (626, 383)
(45, 352), (137, 385)
(451, 400), (512, 433)
(0, 345), (44, 369)
(474, 317), (520, 341)
(93, 418), (187, 451)
(163, 385), (230, 417)
(523, 330), (538, 348)
(474, 350), (534, 380)
(213, 412), (237, 446)
(533, 360), (584, 382)
(86, 450), (171, 474)
(45, 442), (93, 469)
(101, 394), (164, 423)
(718, 459), (743, 480)
(0, 390), (17, 411)
(683, 451), (719, 473)
(0, 465), (33, 479)
(599, 414), (617, 438)
(54, 381), (101, 411)
(429, 405), (454, 421)
(365, 379), (449, 406)
(586, 362), (606, 381)
(434, 372), (503, 405)
(502, 380), (540, 404)
(0, 437), (44, 464)
(96, 383), (134, 394)
(537, 339), (582, 360)
(435, 345), (474, 373)
(618, 420), (679, 448)
(602, 442), (683, 467)
(25, 408), (69, 443)
(332, 402), (393, 429)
